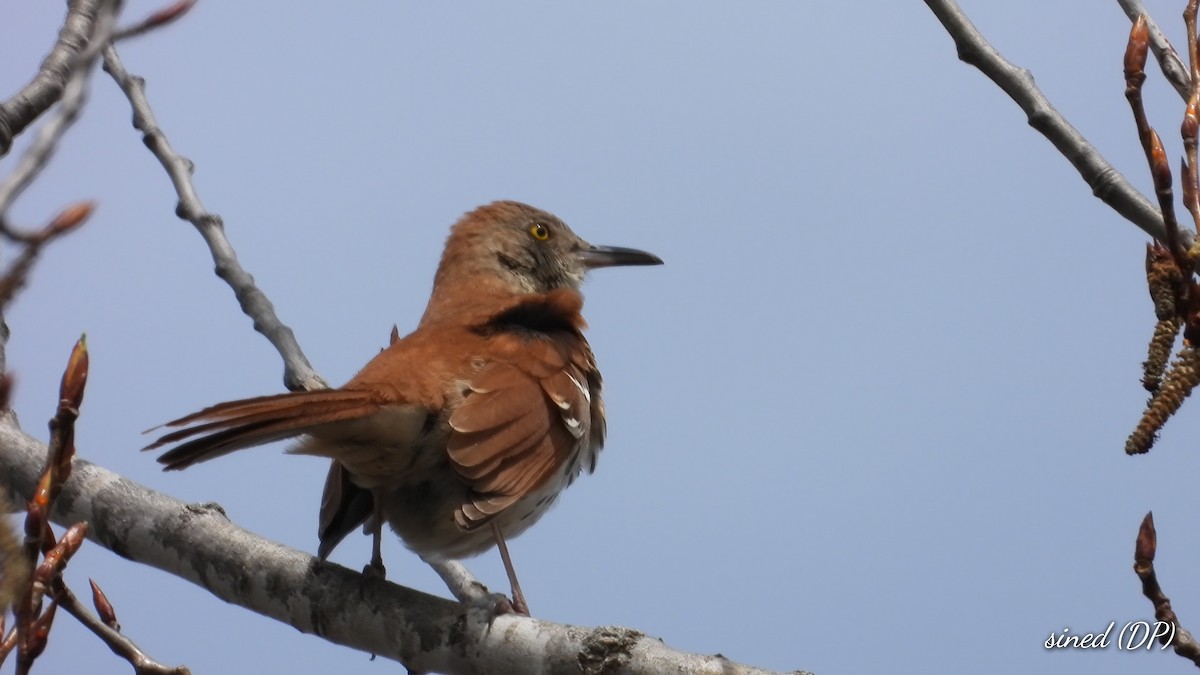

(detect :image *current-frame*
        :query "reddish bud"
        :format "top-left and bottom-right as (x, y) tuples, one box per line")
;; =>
(89, 579), (120, 630)
(45, 202), (94, 237)
(58, 335), (88, 411)
(143, 0), (198, 28)
(1136, 511), (1157, 562)
(1126, 16), (1150, 76)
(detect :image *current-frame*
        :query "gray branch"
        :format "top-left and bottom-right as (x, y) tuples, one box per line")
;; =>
(0, 0), (107, 157)
(0, 72), (88, 224)
(924, 0), (1173, 246)
(99, 44), (326, 393)
(0, 1), (119, 226)
(0, 420), (799, 675)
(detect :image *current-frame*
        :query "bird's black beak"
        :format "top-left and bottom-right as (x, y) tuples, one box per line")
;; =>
(578, 244), (663, 269)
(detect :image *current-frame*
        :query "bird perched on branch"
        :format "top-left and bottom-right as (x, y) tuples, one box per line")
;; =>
(145, 200), (662, 614)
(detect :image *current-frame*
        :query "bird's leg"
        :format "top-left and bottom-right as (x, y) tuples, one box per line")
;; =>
(363, 490), (387, 578)
(491, 521), (529, 616)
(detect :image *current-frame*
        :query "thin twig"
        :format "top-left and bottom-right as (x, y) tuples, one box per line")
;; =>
(99, 45), (326, 393)
(1118, 0), (1193, 99)
(1184, 3), (1200, 234)
(0, 203), (94, 311)
(0, 626), (15, 665)
(0, 0), (193, 158)
(1133, 513), (1200, 665)
(0, 7), (110, 233)
(1126, 17), (1189, 270)
(925, 0), (1169, 245)
(111, 0), (197, 42)
(54, 581), (189, 675)
(0, 0), (108, 157)
(423, 558), (494, 605)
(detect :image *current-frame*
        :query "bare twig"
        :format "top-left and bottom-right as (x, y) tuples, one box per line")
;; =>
(0, 202), (94, 313)
(0, 626), (15, 666)
(1183, 2), (1200, 236)
(0, 0), (109, 157)
(1118, 0), (1194, 98)
(1126, 17), (1191, 273)
(1133, 513), (1200, 665)
(0, 11), (108, 232)
(99, 45), (326, 393)
(111, 0), (197, 42)
(0, 1), (112, 312)
(422, 557), (494, 605)
(55, 581), (189, 675)
(1187, 1), (1200, 86)
(925, 0), (1169, 245)
(0, 0), (196, 157)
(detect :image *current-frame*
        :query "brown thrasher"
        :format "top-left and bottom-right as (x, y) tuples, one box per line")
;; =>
(145, 200), (662, 614)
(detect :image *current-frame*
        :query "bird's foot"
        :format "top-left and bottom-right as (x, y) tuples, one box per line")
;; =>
(362, 559), (387, 579)
(490, 593), (530, 617)
(465, 590), (530, 618)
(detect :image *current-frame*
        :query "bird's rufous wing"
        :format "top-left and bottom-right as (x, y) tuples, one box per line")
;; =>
(446, 332), (595, 530)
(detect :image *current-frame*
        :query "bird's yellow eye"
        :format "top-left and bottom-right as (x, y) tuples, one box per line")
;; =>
(529, 223), (550, 241)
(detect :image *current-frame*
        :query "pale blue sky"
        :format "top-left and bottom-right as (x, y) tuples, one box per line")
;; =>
(4, 2), (1199, 673)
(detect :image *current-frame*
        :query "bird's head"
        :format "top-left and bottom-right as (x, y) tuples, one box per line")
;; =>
(433, 201), (662, 296)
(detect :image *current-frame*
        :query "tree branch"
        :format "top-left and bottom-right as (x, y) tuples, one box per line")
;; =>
(0, 0), (108, 157)
(0, 419), (797, 675)
(99, 44), (326, 393)
(0, 1), (118, 227)
(924, 0), (1171, 246)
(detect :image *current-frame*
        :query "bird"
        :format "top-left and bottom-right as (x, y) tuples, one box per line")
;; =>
(144, 200), (662, 614)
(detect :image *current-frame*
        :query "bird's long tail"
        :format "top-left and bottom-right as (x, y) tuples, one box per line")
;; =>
(144, 389), (382, 470)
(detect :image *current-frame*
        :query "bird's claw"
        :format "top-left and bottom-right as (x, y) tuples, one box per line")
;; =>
(490, 593), (530, 617)
(362, 560), (387, 579)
